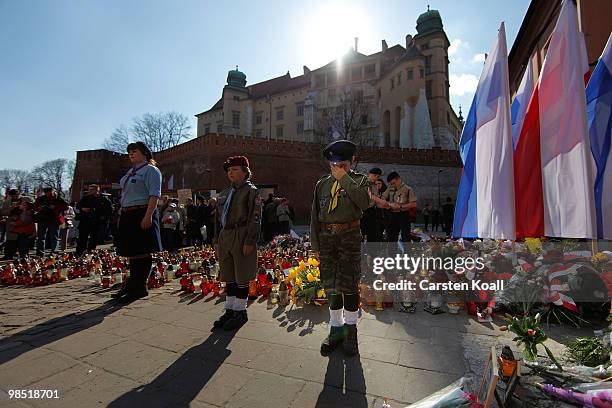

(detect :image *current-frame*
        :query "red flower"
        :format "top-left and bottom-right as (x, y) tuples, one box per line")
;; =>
(527, 329), (536, 336)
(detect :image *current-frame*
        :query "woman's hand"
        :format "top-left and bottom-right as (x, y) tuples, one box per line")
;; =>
(242, 244), (254, 257)
(140, 215), (153, 229)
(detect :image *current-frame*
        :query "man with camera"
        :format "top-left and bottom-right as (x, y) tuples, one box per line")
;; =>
(34, 187), (68, 257)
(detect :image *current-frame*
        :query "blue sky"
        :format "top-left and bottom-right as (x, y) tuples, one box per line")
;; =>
(0, 0), (530, 170)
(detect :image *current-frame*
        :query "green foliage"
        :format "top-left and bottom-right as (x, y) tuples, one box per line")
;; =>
(566, 337), (610, 367)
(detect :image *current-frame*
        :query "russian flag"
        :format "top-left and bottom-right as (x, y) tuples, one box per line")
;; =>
(586, 35), (612, 239)
(511, 58), (535, 150)
(514, 0), (596, 239)
(453, 23), (515, 239)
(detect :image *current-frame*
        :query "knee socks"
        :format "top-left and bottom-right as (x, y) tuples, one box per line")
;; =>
(328, 292), (360, 326)
(233, 284), (248, 311)
(225, 282), (237, 310)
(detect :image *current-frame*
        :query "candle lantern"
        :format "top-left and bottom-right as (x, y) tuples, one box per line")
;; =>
(113, 268), (123, 284)
(192, 272), (202, 293)
(248, 280), (258, 300)
(101, 274), (111, 288)
(212, 281), (221, 297)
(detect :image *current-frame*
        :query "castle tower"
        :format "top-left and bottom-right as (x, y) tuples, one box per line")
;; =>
(413, 8), (457, 149)
(222, 67), (251, 136)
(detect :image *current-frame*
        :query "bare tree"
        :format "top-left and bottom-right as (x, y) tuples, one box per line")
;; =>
(314, 89), (377, 148)
(103, 111), (192, 153)
(0, 169), (33, 194)
(103, 125), (131, 153)
(31, 159), (71, 197)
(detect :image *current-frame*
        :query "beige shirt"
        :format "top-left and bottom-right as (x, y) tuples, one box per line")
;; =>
(382, 183), (417, 209)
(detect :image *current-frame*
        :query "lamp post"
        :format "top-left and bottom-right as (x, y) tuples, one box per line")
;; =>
(437, 169), (443, 208)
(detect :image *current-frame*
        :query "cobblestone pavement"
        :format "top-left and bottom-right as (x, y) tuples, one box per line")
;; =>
(0, 277), (572, 408)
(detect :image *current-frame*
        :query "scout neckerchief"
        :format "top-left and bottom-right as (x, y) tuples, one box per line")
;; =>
(328, 180), (341, 213)
(220, 187), (235, 228)
(121, 162), (148, 192)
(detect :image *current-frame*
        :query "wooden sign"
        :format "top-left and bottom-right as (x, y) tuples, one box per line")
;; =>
(477, 346), (500, 408)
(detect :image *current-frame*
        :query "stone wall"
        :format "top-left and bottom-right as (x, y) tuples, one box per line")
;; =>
(72, 134), (462, 217)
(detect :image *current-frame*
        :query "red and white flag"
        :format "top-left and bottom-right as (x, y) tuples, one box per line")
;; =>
(514, 0), (596, 239)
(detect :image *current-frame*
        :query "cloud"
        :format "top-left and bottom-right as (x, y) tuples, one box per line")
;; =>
(448, 39), (467, 56)
(449, 74), (479, 96)
(473, 53), (486, 63)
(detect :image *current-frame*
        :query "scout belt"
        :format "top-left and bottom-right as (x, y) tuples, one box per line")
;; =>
(223, 221), (247, 230)
(121, 205), (149, 212)
(320, 220), (360, 234)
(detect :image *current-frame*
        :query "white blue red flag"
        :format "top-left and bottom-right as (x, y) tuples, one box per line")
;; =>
(453, 23), (515, 239)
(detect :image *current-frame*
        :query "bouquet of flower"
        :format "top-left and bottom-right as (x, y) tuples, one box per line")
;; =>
(288, 258), (325, 304)
(505, 312), (562, 370)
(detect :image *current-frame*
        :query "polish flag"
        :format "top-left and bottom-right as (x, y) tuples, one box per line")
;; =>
(513, 0), (596, 239)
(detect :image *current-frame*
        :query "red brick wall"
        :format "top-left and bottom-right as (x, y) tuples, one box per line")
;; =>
(72, 134), (461, 217)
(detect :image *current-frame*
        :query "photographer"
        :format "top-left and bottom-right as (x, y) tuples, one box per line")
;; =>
(75, 184), (112, 256)
(34, 187), (68, 257)
(1, 189), (23, 260)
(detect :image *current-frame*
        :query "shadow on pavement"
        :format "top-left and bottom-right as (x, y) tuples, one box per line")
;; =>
(315, 353), (368, 408)
(0, 299), (128, 365)
(107, 329), (236, 408)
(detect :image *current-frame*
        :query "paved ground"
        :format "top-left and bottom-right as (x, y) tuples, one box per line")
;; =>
(0, 275), (576, 408)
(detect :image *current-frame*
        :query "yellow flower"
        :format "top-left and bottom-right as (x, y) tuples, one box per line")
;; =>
(289, 269), (297, 280)
(296, 277), (303, 288)
(311, 258), (320, 267)
(525, 238), (542, 254)
(314, 268), (320, 277)
(317, 289), (325, 299)
(307, 273), (315, 282)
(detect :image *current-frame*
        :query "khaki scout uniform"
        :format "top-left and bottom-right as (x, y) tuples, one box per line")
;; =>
(382, 182), (417, 242)
(214, 179), (262, 286)
(310, 171), (371, 293)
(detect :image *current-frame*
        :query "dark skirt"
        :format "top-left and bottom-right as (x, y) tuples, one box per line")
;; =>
(117, 208), (162, 257)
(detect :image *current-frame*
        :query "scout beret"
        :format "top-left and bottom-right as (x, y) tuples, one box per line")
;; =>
(387, 171), (400, 182)
(322, 140), (357, 162)
(223, 155), (250, 171)
(127, 141), (154, 162)
(369, 167), (383, 175)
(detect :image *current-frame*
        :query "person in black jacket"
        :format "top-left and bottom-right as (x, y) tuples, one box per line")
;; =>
(76, 184), (112, 256)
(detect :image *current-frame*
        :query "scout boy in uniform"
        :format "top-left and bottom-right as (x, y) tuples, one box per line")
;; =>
(213, 156), (262, 331)
(310, 140), (371, 356)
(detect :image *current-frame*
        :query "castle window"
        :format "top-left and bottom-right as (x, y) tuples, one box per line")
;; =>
(407, 68), (413, 80)
(361, 114), (368, 125)
(390, 78), (395, 90)
(255, 128), (262, 138)
(426, 80), (432, 99)
(232, 111), (240, 128)
(355, 89), (364, 102)
(447, 111), (450, 124)
(351, 65), (362, 80)
(296, 121), (304, 135)
(204, 123), (211, 134)
(276, 125), (284, 139)
(216, 121), (223, 133)
(296, 103), (304, 117)
(276, 107), (284, 121)
(397, 72), (401, 85)
(364, 64), (375, 78)
(255, 113), (262, 125)
(420, 68), (424, 79)
(233, 95), (240, 101)
(425, 55), (432, 74)
(421, 42), (429, 50)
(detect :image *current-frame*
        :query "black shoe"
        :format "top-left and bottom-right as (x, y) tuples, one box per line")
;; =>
(343, 324), (359, 356)
(213, 309), (234, 329)
(223, 310), (248, 331)
(320, 326), (345, 355)
(110, 283), (130, 299)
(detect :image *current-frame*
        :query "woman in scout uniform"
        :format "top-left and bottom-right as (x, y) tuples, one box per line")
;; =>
(310, 140), (371, 356)
(111, 142), (162, 301)
(213, 156), (262, 331)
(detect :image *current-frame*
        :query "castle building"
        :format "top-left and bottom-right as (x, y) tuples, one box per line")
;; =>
(196, 8), (463, 150)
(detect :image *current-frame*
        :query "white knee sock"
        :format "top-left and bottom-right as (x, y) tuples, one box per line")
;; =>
(344, 309), (359, 325)
(225, 296), (235, 310)
(329, 308), (344, 327)
(232, 297), (247, 311)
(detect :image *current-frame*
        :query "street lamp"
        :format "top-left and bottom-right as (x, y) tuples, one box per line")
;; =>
(437, 169), (443, 208)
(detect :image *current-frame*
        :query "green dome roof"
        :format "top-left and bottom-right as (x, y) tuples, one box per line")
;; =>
(227, 67), (246, 88)
(416, 9), (443, 36)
